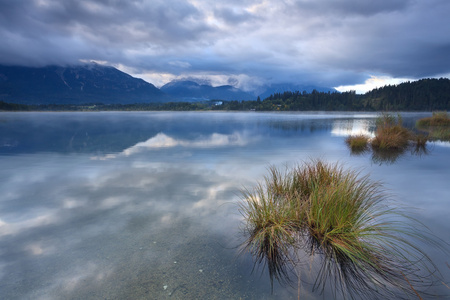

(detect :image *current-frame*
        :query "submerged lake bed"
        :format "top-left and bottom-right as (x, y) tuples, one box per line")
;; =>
(0, 112), (449, 299)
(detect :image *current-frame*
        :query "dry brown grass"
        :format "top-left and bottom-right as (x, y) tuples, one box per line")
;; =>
(345, 135), (370, 152)
(371, 113), (411, 150)
(417, 111), (450, 127)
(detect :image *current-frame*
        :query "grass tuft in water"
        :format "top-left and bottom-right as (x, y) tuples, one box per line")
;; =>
(416, 111), (450, 141)
(240, 159), (443, 299)
(345, 135), (370, 153)
(346, 113), (431, 163)
(239, 172), (300, 288)
(371, 113), (411, 150)
(417, 111), (450, 127)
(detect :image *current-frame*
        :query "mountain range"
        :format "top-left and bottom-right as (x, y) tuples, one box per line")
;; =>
(0, 64), (336, 104)
(160, 80), (256, 101)
(0, 64), (168, 104)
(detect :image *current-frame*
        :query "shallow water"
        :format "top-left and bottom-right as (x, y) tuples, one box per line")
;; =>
(0, 111), (449, 299)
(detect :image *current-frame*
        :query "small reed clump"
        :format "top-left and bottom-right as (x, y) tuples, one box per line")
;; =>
(240, 159), (442, 299)
(346, 114), (431, 163)
(371, 113), (412, 150)
(345, 134), (370, 152)
(417, 111), (450, 127)
(416, 111), (450, 141)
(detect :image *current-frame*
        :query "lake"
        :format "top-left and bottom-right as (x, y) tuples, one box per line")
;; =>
(0, 111), (449, 299)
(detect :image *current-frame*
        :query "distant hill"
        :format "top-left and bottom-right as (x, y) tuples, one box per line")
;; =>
(245, 78), (450, 111)
(257, 83), (336, 100)
(0, 64), (170, 104)
(363, 78), (450, 111)
(160, 80), (256, 101)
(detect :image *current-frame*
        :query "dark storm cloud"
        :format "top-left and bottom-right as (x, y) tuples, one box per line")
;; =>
(0, 0), (212, 66)
(6, 0), (210, 44)
(0, 0), (449, 90)
(294, 0), (412, 16)
(310, 0), (450, 79)
(273, 0), (450, 83)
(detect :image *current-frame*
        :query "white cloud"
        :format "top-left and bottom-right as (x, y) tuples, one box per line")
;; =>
(335, 75), (413, 94)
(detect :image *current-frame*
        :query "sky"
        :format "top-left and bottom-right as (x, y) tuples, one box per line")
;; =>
(1, 0), (450, 94)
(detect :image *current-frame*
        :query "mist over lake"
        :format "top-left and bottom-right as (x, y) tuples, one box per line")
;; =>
(0, 112), (449, 299)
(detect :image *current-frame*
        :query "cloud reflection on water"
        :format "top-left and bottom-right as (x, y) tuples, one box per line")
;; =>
(91, 132), (252, 160)
(433, 140), (450, 148)
(331, 119), (375, 137)
(0, 154), (265, 299)
(0, 112), (448, 299)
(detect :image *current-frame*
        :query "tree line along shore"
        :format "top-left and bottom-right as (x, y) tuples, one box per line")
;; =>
(1, 78), (449, 112)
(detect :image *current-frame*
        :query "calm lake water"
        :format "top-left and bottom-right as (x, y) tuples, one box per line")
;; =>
(0, 112), (449, 299)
